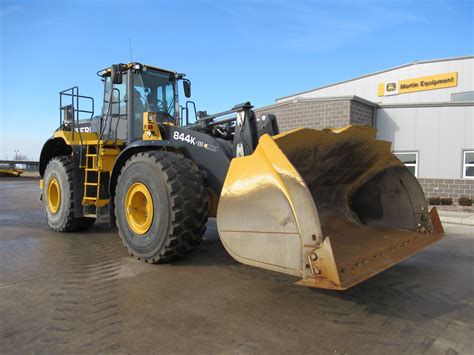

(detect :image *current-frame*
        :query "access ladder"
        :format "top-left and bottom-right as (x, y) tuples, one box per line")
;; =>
(82, 143), (121, 217)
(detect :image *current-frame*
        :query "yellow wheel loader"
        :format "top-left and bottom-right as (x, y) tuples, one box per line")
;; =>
(39, 63), (444, 290)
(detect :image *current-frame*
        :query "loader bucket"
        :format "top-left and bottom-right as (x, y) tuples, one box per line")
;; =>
(216, 126), (444, 290)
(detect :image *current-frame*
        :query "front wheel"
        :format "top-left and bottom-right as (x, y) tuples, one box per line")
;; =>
(115, 151), (208, 263)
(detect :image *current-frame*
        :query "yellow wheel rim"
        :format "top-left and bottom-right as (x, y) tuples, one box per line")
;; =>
(125, 182), (154, 235)
(47, 177), (61, 214)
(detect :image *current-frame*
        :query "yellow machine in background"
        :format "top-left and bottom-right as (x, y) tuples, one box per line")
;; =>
(0, 166), (23, 177)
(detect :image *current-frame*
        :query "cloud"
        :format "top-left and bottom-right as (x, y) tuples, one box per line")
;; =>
(0, 137), (44, 160)
(281, 4), (427, 51)
(213, 1), (427, 52)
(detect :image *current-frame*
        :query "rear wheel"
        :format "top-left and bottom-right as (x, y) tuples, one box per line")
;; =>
(115, 151), (208, 263)
(43, 156), (95, 232)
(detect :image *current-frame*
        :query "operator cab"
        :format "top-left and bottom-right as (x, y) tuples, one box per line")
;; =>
(96, 63), (189, 142)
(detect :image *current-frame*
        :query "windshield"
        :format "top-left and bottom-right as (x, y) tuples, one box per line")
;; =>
(134, 69), (175, 116)
(132, 68), (175, 139)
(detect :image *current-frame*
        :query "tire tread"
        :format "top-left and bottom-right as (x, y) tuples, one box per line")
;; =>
(116, 151), (208, 263)
(46, 156), (95, 232)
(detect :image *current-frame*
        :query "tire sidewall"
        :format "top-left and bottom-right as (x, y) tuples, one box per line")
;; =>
(43, 158), (71, 230)
(115, 154), (171, 259)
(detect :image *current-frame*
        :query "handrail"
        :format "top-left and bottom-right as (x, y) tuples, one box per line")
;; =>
(59, 86), (95, 167)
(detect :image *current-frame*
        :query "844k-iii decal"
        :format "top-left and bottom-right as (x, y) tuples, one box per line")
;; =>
(172, 131), (219, 152)
(173, 131), (197, 145)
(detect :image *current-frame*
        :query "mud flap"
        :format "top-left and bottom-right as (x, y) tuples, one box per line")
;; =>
(216, 126), (444, 290)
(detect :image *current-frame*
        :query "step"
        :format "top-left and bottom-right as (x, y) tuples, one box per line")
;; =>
(95, 199), (109, 207)
(83, 204), (97, 218)
(84, 183), (98, 186)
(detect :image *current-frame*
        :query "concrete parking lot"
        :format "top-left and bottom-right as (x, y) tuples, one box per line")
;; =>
(1, 177), (473, 354)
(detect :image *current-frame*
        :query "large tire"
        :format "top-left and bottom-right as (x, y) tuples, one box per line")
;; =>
(115, 151), (208, 263)
(43, 156), (95, 232)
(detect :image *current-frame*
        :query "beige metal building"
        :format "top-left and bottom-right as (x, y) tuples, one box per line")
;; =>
(256, 56), (474, 202)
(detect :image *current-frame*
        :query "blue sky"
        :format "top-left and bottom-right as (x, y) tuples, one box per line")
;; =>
(1, 0), (473, 159)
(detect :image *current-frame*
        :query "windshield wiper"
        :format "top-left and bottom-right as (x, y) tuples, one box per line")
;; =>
(166, 98), (174, 116)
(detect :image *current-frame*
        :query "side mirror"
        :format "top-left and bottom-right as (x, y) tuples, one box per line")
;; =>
(183, 80), (191, 98)
(111, 64), (122, 84)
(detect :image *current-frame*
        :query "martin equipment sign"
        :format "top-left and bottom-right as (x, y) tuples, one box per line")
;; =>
(378, 72), (458, 97)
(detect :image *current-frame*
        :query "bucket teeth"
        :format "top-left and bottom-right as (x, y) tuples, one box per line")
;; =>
(297, 213), (443, 290)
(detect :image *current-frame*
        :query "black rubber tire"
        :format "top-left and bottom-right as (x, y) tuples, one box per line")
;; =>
(115, 151), (208, 263)
(43, 156), (96, 232)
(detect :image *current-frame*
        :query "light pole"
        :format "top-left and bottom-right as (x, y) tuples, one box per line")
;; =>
(14, 150), (19, 160)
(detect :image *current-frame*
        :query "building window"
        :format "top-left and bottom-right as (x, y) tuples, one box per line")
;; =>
(451, 91), (474, 102)
(463, 151), (474, 179)
(394, 152), (418, 177)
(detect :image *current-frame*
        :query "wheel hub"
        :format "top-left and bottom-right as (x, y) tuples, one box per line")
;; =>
(47, 177), (61, 214)
(125, 182), (154, 235)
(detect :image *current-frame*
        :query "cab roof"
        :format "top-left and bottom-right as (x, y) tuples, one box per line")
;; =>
(99, 62), (176, 77)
